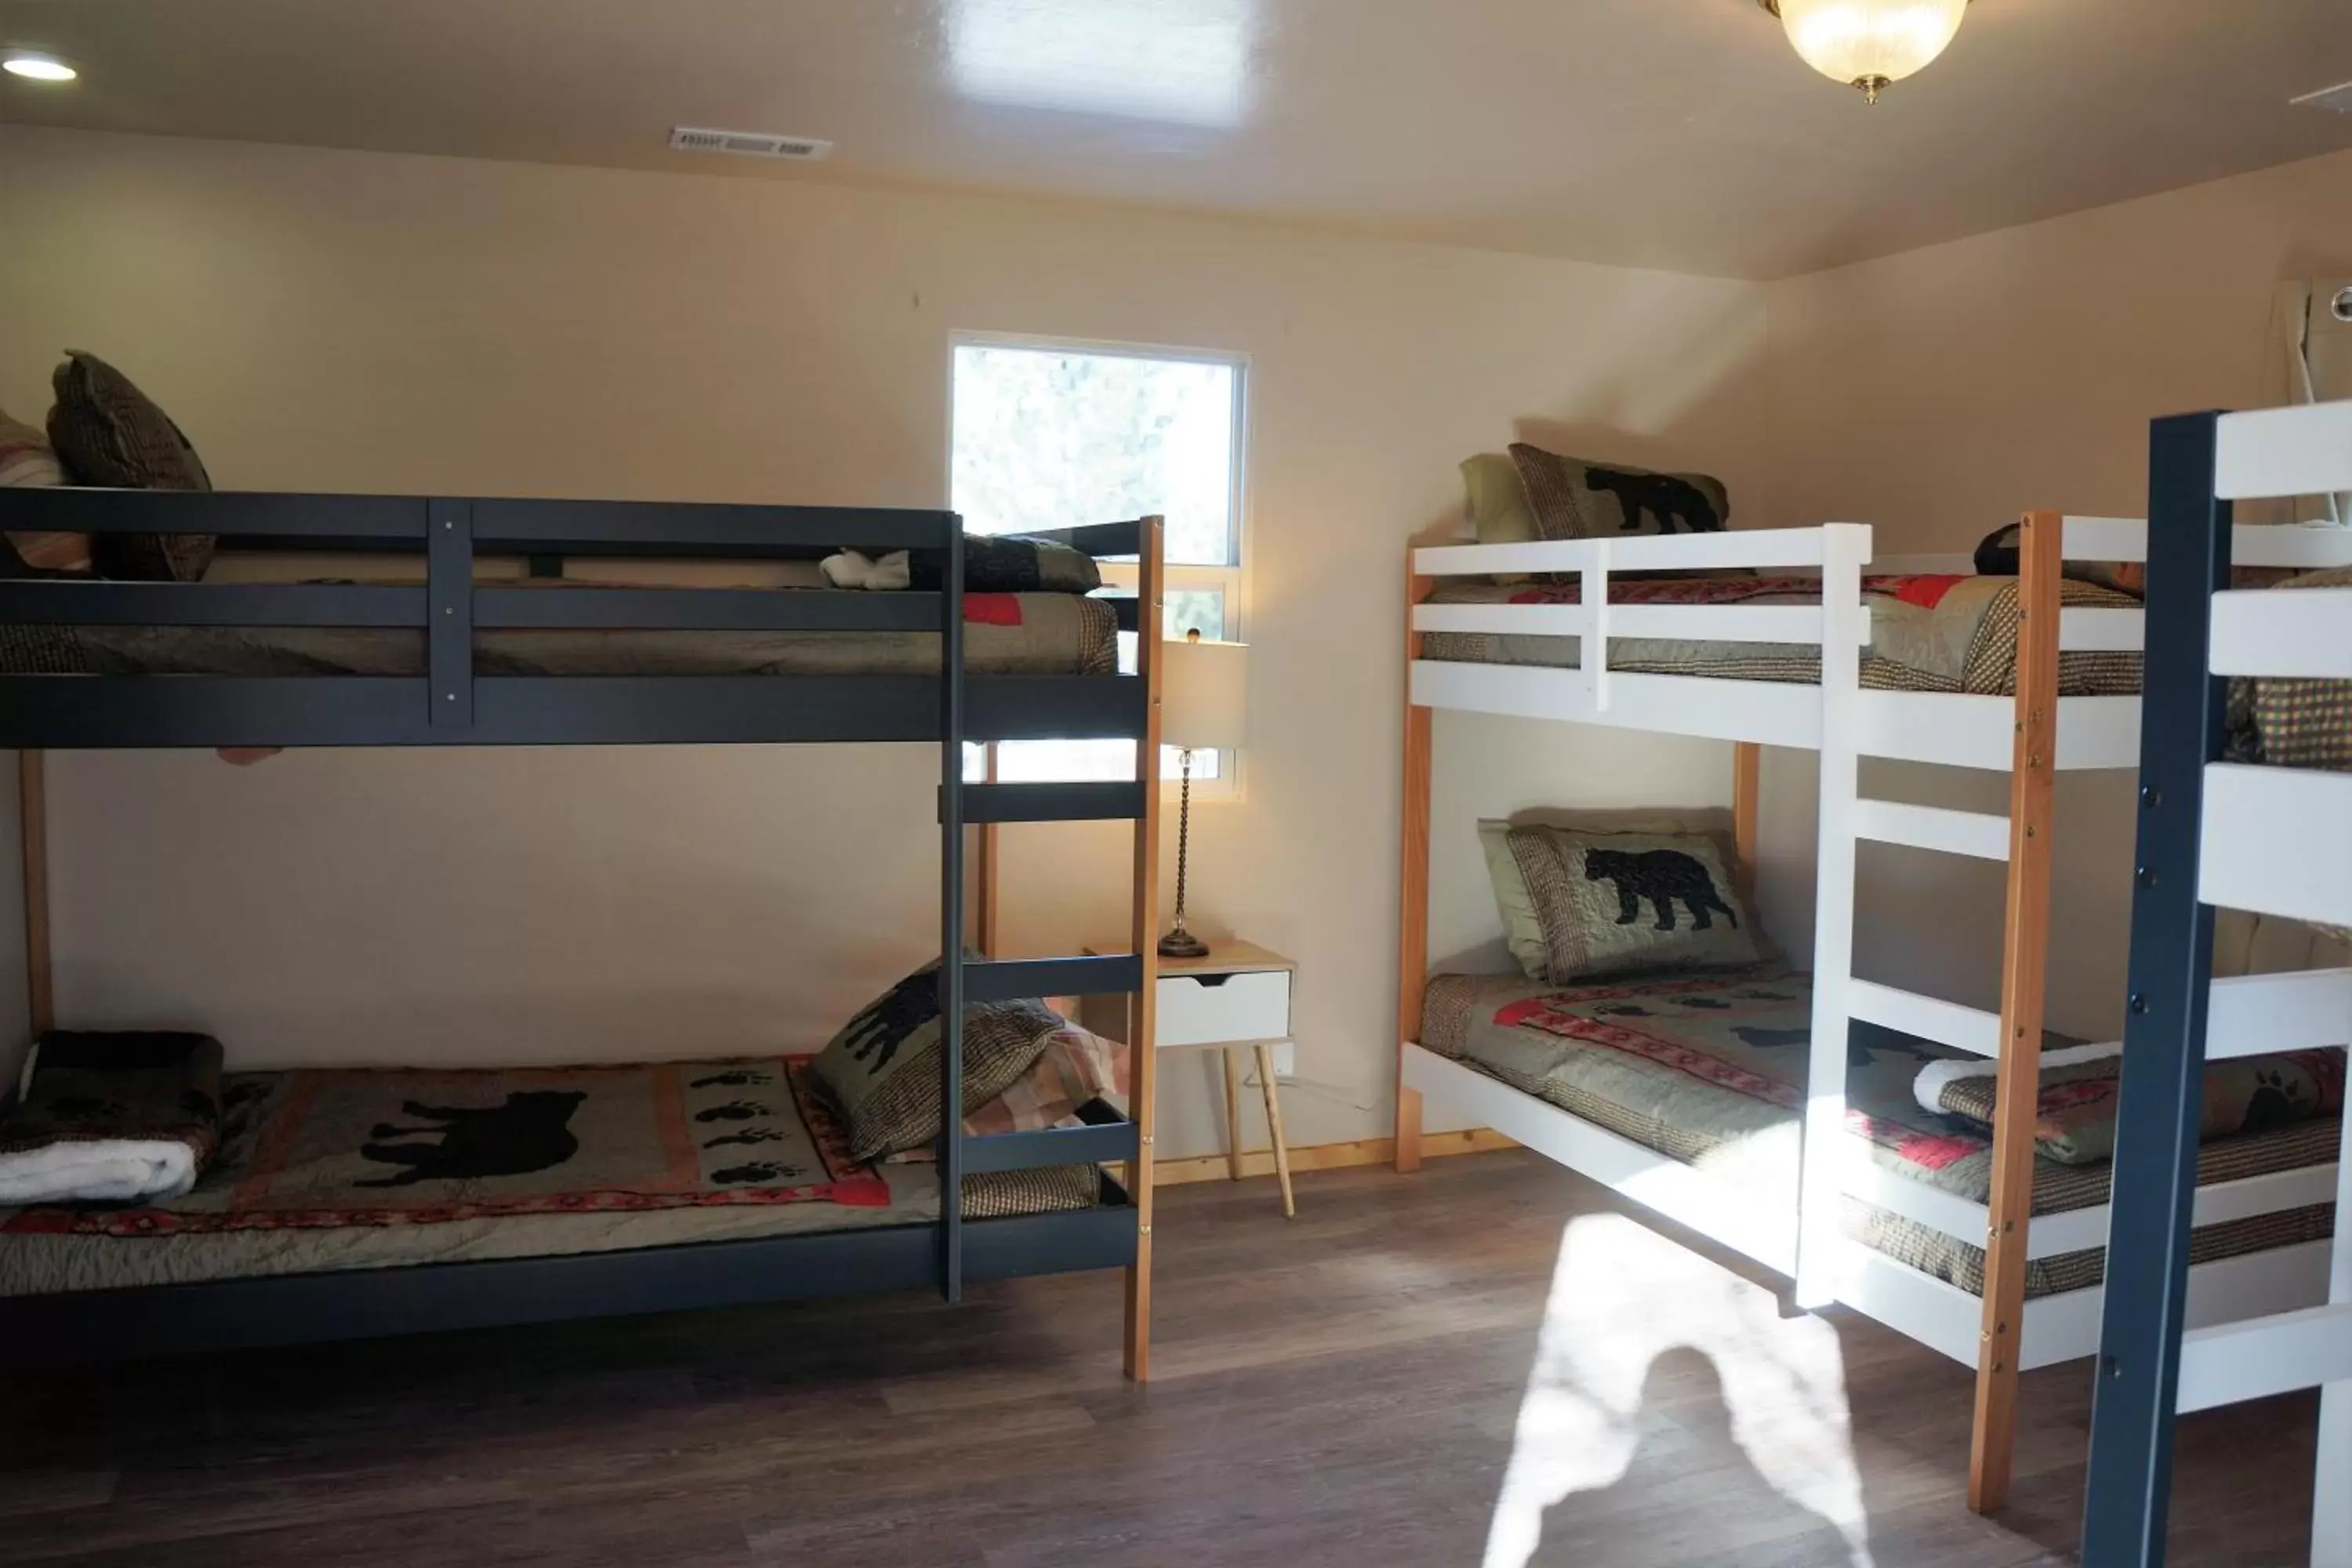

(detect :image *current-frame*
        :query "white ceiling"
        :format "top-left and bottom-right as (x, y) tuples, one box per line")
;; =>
(3, 0), (2350, 279)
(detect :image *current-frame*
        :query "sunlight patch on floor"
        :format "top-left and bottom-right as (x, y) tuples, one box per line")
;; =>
(1484, 1214), (1875, 1567)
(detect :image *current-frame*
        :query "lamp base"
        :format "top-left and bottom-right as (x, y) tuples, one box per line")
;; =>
(1156, 927), (1210, 960)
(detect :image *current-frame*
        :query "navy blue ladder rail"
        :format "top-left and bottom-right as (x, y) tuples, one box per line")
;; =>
(2080, 412), (2236, 1566)
(2081, 408), (2352, 1566)
(934, 519), (1152, 1305)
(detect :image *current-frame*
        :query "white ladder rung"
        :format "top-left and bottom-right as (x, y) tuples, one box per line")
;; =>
(2206, 969), (2352, 1059)
(1853, 800), (2011, 862)
(2210, 586), (2352, 679)
(1848, 979), (2003, 1058)
(2176, 1301), (2352, 1414)
(2198, 764), (2352, 930)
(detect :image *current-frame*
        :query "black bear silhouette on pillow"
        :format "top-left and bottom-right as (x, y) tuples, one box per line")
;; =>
(1583, 466), (1725, 534)
(357, 1091), (586, 1186)
(837, 966), (943, 1075)
(1584, 848), (1739, 933)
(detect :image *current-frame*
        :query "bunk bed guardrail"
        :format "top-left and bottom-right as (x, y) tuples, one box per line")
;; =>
(2083, 401), (2352, 1568)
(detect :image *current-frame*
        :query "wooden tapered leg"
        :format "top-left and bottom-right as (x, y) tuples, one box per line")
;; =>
(1123, 517), (1166, 1385)
(1255, 1042), (1295, 1218)
(1968, 511), (2061, 1514)
(1221, 1047), (1245, 1181)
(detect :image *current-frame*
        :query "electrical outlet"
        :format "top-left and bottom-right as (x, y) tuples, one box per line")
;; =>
(1271, 1042), (1296, 1079)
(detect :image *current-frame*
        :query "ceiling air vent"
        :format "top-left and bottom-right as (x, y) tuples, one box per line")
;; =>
(667, 126), (833, 160)
(2290, 80), (2352, 114)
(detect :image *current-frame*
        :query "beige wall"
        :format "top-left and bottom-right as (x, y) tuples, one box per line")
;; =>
(0, 125), (1773, 1156)
(13, 123), (2343, 1146)
(1763, 145), (2352, 1039)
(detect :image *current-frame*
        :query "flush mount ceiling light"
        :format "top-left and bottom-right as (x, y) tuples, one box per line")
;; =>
(2, 49), (78, 82)
(1759, 0), (1969, 105)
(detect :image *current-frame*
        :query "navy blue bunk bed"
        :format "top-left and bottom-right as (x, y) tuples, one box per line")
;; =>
(2082, 405), (2352, 1566)
(0, 488), (1167, 1377)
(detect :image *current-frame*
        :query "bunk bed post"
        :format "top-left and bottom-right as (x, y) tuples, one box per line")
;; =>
(1396, 553), (1435, 1174)
(1124, 516), (1167, 1382)
(18, 750), (51, 1039)
(1731, 742), (1762, 904)
(1966, 509), (2063, 1515)
(938, 519), (967, 1305)
(976, 744), (1001, 957)
(2082, 413), (2233, 1567)
(1793, 523), (1870, 1310)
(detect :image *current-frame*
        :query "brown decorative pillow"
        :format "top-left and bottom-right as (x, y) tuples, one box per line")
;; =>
(809, 958), (1068, 1163)
(0, 406), (91, 575)
(1506, 826), (1762, 982)
(47, 351), (216, 581)
(1508, 444), (1730, 541)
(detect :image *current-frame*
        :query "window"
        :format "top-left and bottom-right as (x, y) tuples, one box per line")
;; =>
(951, 336), (1247, 792)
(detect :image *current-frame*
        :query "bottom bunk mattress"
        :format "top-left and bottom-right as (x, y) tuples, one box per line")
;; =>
(1421, 967), (2341, 1298)
(0, 1055), (1105, 1297)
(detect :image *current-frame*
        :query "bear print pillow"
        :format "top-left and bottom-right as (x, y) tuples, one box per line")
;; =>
(1504, 826), (1762, 982)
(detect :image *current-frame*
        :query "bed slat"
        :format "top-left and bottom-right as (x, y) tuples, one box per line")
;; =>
(1847, 979), (2002, 1058)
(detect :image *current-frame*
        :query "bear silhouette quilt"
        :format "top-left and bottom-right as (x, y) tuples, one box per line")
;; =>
(4, 1056), (887, 1236)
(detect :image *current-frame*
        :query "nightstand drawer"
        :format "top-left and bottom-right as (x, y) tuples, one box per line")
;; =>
(1156, 969), (1290, 1047)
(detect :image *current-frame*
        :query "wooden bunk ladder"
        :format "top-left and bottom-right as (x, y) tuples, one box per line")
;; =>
(1968, 510), (2063, 1514)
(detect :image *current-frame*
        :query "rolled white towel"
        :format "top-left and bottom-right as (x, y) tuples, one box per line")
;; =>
(818, 550), (912, 591)
(0, 1138), (200, 1206)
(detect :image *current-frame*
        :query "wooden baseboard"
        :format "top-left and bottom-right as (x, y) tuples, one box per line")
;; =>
(1152, 1128), (1515, 1188)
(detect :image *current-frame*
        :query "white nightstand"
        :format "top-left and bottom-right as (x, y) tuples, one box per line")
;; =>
(1086, 939), (1298, 1218)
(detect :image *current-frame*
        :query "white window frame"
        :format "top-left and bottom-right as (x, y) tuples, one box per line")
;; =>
(949, 329), (1250, 800)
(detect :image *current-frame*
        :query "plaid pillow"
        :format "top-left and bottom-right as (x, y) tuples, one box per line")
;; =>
(1508, 826), (1762, 982)
(809, 959), (1066, 1163)
(1507, 443), (1729, 540)
(46, 351), (216, 582)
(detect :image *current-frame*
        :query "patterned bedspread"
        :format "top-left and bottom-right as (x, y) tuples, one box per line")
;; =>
(0, 1056), (1101, 1295)
(1418, 573), (2143, 695)
(1423, 967), (2338, 1297)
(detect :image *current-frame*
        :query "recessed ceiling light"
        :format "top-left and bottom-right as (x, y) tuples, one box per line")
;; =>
(2, 50), (78, 82)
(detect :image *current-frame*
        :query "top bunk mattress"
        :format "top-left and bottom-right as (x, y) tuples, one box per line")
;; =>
(1418, 573), (2141, 696)
(0, 586), (1120, 679)
(1420, 966), (2340, 1298)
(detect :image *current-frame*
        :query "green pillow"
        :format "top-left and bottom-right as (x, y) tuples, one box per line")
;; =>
(1461, 454), (1541, 583)
(1478, 819), (1552, 981)
(810, 959), (1065, 1163)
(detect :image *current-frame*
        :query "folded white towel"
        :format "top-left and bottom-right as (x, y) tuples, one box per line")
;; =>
(819, 550), (912, 591)
(0, 1138), (200, 1207)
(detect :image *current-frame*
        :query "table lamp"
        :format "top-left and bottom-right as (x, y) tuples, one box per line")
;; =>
(1157, 630), (1249, 958)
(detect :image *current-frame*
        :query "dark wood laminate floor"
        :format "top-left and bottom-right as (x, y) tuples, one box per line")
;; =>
(0, 1150), (2317, 1567)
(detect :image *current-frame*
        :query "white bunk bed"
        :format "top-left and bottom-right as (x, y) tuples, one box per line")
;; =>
(2080, 401), (2352, 1568)
(1393, 507), (2352, 1514)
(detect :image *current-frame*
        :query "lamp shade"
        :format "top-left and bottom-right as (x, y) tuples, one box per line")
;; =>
(1774, 0), (1967, 100)
(1160, 635), (1249, 751)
